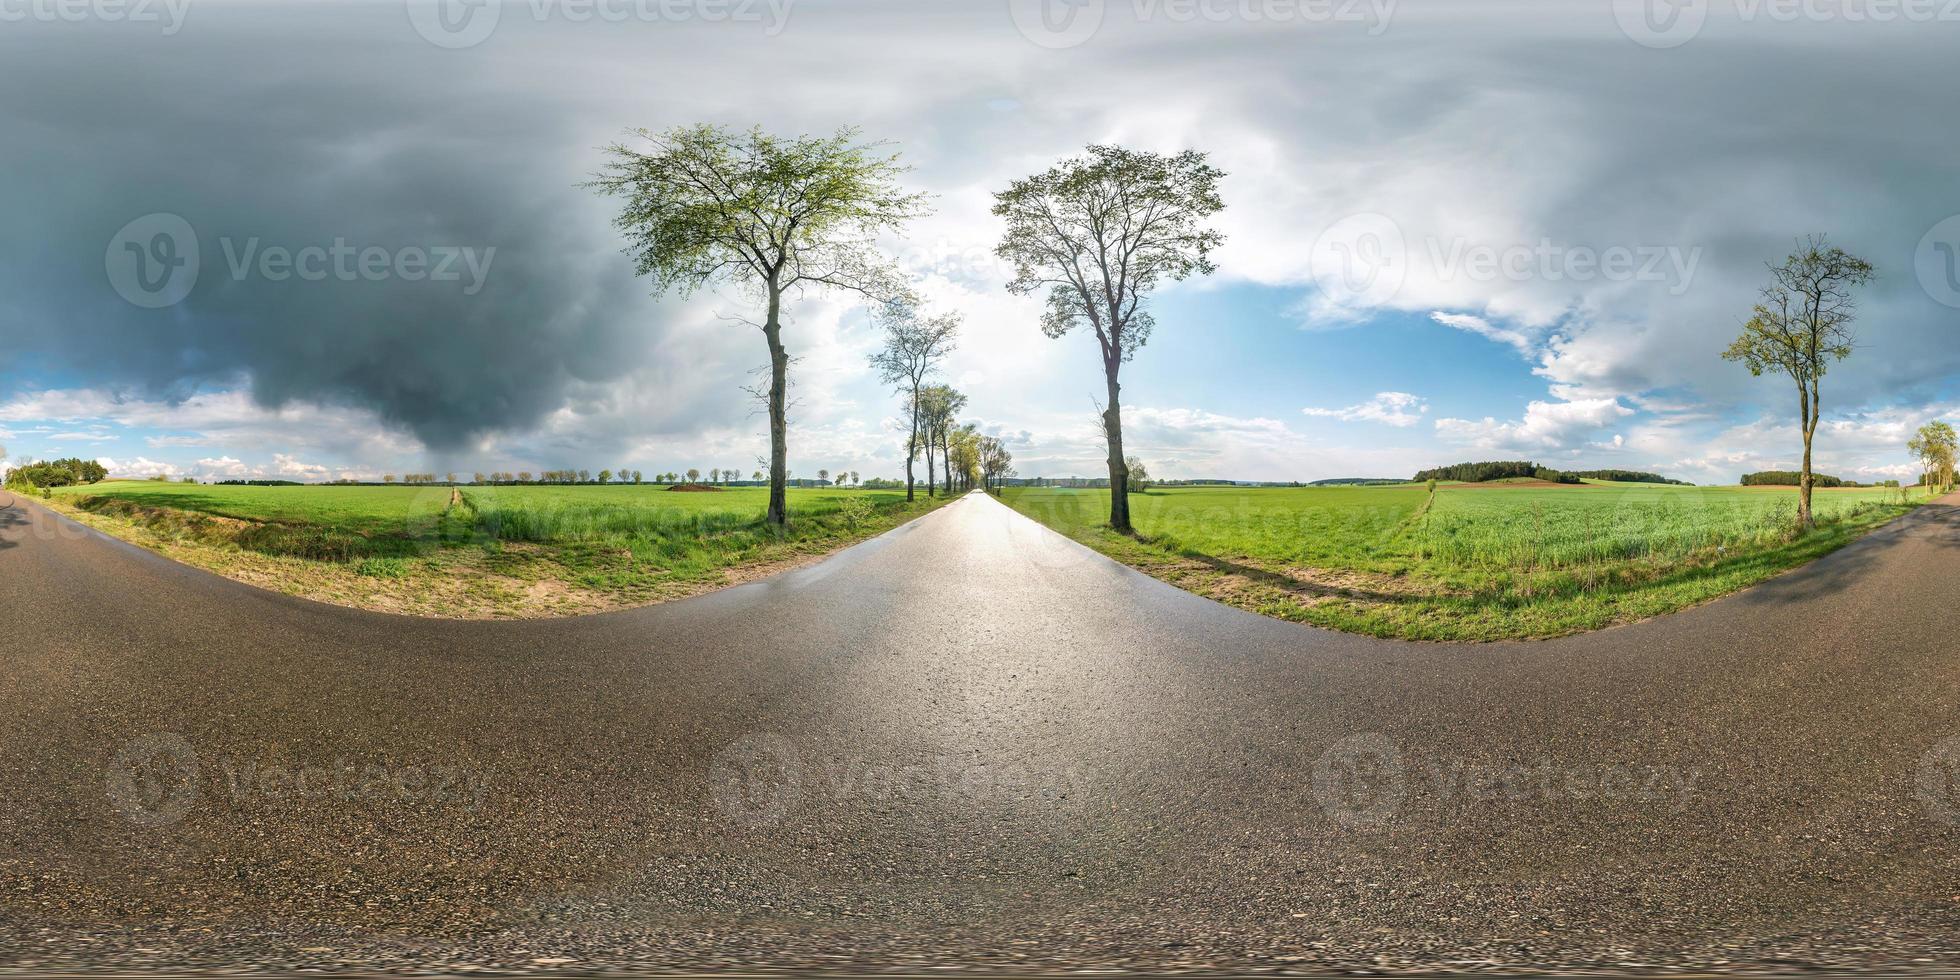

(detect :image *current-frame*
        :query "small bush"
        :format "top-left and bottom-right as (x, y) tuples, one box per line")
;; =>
(355, 557), (411, 579)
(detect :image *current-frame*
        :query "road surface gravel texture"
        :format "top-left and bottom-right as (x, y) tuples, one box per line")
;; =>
(2, 488), (1959, 975)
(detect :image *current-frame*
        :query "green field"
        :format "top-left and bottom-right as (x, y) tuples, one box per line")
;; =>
(45, 481), (946, 618)
(1002, 481), (1931, 641)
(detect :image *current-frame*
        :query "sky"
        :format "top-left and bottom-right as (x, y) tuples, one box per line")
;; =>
(1, 0), (1957, 486)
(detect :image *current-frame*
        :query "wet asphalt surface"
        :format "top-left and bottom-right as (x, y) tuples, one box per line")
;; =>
(2, 488), (1960, 976)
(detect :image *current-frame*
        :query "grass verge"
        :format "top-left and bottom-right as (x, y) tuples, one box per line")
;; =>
(1001, 483), (1932, 641)
(38, 482), (956, 619)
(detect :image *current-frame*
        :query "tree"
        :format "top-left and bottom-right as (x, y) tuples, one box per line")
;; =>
(752, 469), (763, 482)
(633, 470), (644, 485)
(519, 471), (532, 483)
(993, 144), (1225, 531)
(913, 385), (959, 498)
(868, 299), (959, 501)
(383, 474), (397, 484)
(598, 469), (613, 484)
(850, 471), (860, 486)
(979, 436), (1014, 492)
(687, 468), (701, 484)
(591, 125), (926, 527)
(1722, 236), (1875, 529)
(710, 468), (721, 484)
(473, 472), (486, 485)
(1125, 455), (1150, 493)
(1910, 420), (1957, 493)
(922, 385), (967, 496)
(818, 468), (830, 485)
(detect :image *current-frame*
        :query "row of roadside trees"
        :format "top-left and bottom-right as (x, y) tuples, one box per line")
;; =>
(590, 127), (1211, 531)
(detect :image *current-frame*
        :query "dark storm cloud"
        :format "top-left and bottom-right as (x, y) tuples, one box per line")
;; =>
(0, 4), (683, 450)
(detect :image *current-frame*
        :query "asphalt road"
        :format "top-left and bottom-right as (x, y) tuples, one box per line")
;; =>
(2, 488), (1959, 975)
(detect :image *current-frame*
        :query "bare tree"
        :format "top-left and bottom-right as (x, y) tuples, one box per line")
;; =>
(687, 468), (701, 484)
(868, 299), (959, 501)
(993, 145), (1224, 531)
(591, 125), (926, 527)
(818, 468), (830, 485)
(1723, 236), (1875, 528)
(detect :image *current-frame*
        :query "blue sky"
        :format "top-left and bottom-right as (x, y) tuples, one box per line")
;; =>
(2, 1), (1957, 486)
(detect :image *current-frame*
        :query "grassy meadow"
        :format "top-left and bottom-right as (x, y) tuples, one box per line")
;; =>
(1002, 480), (1932, 641)
(43, 481), (949, 618)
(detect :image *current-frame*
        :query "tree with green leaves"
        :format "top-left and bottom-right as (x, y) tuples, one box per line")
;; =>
(1722, 236), (1874, 529)
(993, 145), (1225, 531)
(868, 299), (959, 501)
(1910, 420), (1956, 493)
(929, 386), (967, 496)
(591, 125), (927, 526)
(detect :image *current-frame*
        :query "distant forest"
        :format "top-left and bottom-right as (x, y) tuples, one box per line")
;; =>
(1740, 471), (1861, 487)
(1411, 461), (1690, 486)
(1309, 478), (1410, 486)
(1411, 461), (1580, 484)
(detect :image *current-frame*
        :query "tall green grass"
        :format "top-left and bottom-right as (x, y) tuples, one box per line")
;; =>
(1002, 482), (1930, 639)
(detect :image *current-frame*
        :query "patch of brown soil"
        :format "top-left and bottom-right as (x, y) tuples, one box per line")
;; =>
(665, 483), (725, 492)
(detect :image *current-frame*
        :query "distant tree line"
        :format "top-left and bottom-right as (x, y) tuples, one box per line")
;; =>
(1567, 469), (1691, 485)
(1411, 461), (1581, 484)
(1740, 470), (1859, 488)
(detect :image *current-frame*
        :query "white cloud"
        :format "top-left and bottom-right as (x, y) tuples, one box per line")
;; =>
(1428, 313), (1537, 357)
(1303, 391), (1430, 427)
(97, 456), (181, 479)
(1436, 397), (1634, 453)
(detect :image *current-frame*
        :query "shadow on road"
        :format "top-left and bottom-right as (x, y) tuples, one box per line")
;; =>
(0, 495), (27, 552)
(1734, 498), (1958, 608)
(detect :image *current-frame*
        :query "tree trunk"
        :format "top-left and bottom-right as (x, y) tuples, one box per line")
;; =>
(904, 393), (919, 502)
(941, 431), (952, 495)
(1797, 379), (1815, 530)
(1103, 359), (1130, 532)
(764, 287), (789, 528)
(923, 427), (936, 498)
